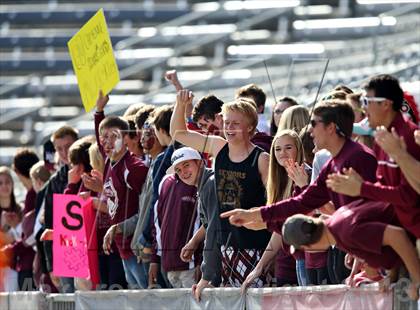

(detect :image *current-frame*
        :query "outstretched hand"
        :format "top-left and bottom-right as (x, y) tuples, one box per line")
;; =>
(220, 209), (261, 228)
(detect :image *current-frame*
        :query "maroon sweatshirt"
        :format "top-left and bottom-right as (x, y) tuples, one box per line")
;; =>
(151, 174), (201, 272)
(261, 139), (377, 226)
(251, 131), (273, 153)
(360, 113), (420, 237)
(23, 188), (36, 215)
(94, 111), (148, 259)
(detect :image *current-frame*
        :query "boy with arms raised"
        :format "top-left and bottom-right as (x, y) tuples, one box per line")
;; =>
(170, 89), (271, 287)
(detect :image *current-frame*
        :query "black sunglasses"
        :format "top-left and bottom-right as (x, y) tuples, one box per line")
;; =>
(310, 119), (324, 128)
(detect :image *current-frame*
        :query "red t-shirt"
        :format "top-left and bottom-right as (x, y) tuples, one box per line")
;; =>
(326, 199), (401, 269)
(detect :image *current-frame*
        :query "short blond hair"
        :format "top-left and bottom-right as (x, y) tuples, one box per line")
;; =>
(89, 142), (105, 174)
(29, 161), (51, 183)
(221, 98), (258, 135)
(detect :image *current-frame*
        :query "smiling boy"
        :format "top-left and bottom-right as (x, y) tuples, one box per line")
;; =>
(94, 93), (149, 289)
(149, 147), (203, 288)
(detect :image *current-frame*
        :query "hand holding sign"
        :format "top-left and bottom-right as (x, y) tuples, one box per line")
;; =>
(96, 90), (109, 113)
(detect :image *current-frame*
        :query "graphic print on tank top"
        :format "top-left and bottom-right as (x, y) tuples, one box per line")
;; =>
(217, 169), (244, 210)
(215, 144), (266, 214)
(215, 144), (271, 251)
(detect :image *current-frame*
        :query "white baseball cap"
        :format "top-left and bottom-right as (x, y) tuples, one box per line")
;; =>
(166, 147), (202, 174)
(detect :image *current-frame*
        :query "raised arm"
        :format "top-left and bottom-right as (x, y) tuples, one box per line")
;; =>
(170, 89), (226, 156)
(165, 70), (183, 92)
(165, 70), (195, 120)
(94, 91), (109, 158)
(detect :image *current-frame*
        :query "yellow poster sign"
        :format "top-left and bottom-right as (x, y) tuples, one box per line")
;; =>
(68, 9), (120, 112)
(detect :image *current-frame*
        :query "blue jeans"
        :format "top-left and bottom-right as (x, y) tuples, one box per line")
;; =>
(121, 256), (149, 289)
(59, 277), (75, 293)
(296, 259), (308, 286)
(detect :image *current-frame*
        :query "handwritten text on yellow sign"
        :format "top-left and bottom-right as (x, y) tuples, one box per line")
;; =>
(68, 9), (119, 112)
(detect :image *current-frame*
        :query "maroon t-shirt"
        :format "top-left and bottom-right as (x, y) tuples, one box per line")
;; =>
(326, 199), (401, 269)
(261, 139), (377, 224)
(361, 113), (420, 237)
(102, 151), (148, 259)
(305, 252), (327, 269)
(276, 246), (297, 283)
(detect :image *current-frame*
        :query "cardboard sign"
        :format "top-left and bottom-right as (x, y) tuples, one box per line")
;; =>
(68, 8), (120, 112)
(53, 194), (99, 285)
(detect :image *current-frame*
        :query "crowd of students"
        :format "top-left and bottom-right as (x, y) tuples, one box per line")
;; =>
(0, 71), (419, 301)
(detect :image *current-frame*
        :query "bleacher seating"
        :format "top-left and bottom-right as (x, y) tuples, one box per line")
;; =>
(0, 0), (419, 166)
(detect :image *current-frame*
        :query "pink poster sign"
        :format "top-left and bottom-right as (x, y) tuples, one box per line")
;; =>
(53, 194), (91, 278)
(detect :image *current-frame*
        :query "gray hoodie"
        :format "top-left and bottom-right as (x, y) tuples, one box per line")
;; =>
(197, 168), (222, 286)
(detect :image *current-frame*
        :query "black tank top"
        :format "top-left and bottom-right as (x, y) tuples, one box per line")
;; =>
(215, 144), (270, 250)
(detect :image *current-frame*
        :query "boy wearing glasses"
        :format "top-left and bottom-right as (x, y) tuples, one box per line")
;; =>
(327, 74), (420, 239)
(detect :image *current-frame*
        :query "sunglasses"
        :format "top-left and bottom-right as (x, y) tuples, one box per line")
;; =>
(310, 119), (324, 128)
(310, 119), (346, 137)
(359, 96), (387, 108)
